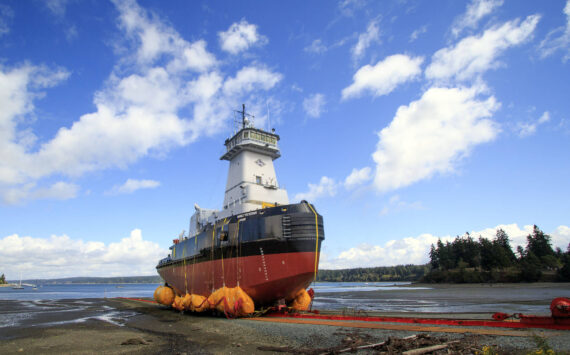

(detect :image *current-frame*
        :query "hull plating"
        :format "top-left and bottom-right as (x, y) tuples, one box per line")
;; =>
(157, 250), (320, 305)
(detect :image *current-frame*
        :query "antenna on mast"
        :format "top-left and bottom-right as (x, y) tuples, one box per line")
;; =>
(267, 101), (271, 132)
(235, 104), (254, 130)
(241, 103), (246, 129)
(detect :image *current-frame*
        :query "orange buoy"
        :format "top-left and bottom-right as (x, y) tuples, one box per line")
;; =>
(153, 285), (175, 306)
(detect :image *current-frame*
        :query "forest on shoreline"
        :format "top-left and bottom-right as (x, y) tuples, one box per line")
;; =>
(318, 225), (570, 283)
(423, 225), (570, 283)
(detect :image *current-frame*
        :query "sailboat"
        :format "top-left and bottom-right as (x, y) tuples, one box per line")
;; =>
(12, 273), (24, 289)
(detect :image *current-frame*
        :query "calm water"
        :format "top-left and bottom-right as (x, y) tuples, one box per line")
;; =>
(312, 281), (426, 293)
(0, 283), (161, 301)
(0, 282), (413, 301)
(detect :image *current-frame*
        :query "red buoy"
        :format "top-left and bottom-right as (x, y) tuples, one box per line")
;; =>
(551, 297), (570, 318)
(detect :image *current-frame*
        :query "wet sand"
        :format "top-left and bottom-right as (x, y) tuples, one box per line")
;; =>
(315, 282), (570, 314)
(1, 283), (569, 354)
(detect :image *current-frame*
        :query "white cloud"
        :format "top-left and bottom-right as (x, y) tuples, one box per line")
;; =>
(352, 19), (381, 61)
(1, 181), (79, 205)
(0, 229), (167, 279)
(553, 225), (570, 251)
(304, 39), (328, 54)
(539, 0), (570, 62)
(294, 176), (338, 202)
(0, 64), (70, 186)
(45, 0), (70, 17)
(65, 25), (78, 42)
(469, 223), (570, 252)
(0, 0), (283, 204)
(517, 111), (550, 137)
(342, 54), (424, 100)
(321, 233), (449, 269)
(303, 93), (326, 118)
(451, 0), (504, 38)
(379, 195), (423, 216)
(426, 15), (540, 82)
(372, 85), (500, 192)
(320, 223), (570, 269)
(0, 4), (14, 37)
(344, 167), (372, 189)
(167, 40), (218, 73)
(115, 0), (217, 72)
(218, 19), (267, 54)
(538, 111), (551, 124)
(338, 0), (366, 17)
(107, 178), (160, 195)
(409, 25), (428, 42)
(223, 66), (282, 96)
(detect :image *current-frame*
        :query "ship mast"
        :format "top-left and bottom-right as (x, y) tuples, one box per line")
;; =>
(235, 103), (254, 130)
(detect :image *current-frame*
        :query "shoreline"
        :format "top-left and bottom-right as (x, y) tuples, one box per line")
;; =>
(1, 297), (569, 354)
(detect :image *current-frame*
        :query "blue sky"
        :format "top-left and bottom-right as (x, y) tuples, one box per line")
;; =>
(1, 0), (569, 279)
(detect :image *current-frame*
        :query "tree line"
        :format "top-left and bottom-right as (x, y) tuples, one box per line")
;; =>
(423, 225), (570, 283)
(317, 264), (430, 282)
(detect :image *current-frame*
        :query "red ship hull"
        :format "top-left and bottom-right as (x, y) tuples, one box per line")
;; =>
(158, 251), (320, 305)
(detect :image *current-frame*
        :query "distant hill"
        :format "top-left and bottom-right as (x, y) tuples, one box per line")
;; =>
(19, 275), (164, 284)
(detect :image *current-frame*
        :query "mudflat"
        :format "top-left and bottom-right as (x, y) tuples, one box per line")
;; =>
(315, 282), (570, 314)
(1, 284), (570, 354)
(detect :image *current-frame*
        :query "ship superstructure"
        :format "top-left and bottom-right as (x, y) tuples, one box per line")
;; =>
(157, 105), (324, 306)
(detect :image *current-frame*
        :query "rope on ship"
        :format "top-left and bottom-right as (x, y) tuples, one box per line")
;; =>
(220, 218), (228, 287)
(211, 220), (216, 292)
(191, 234), (197, 293)
(307, 202), (320, 283)
(234, 219), (241, 286)
(182, 247), (186, 293)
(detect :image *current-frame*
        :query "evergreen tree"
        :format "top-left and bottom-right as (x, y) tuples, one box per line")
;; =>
(494, 229), (516, 264)
(451, 235), (479, 268)
(526, 225), (555, 259)
(0, 274), (5, 284)
(519, 251), (542, 282)
(429, 244), (439, 269)
(557, 243), (570, 281)
(516, 245), (525, 259)
(463, 235), (481, 268)
(479, 237), (497, 270)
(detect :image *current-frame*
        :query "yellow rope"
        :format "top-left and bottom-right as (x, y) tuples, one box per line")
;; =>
(236, 220), (241, 286)
(211, 221), (216, 292)
(221, 218), (227, 287)
(191, 236), (197, 293)
(183, 247), (187, 293)
(307, 203), (319, 283)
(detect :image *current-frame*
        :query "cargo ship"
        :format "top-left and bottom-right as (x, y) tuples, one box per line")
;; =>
(156, 106), (324, 306)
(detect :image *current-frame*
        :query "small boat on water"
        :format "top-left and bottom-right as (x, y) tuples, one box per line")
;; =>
(12, 274), (24, 289)
(156, 105), (324, 307)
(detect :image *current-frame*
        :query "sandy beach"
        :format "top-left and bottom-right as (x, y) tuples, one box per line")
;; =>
(1, 283), (570, 354)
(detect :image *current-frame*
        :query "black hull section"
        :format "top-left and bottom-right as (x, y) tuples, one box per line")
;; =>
(157, 202), (324, 270)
